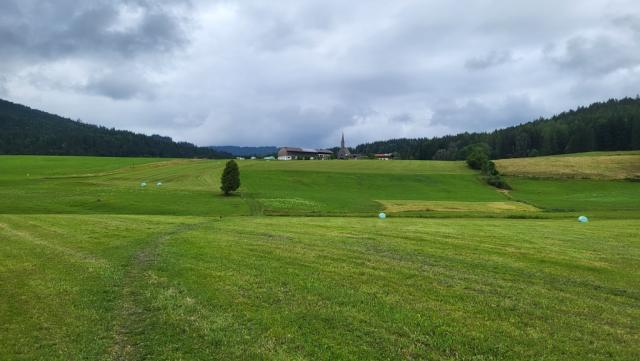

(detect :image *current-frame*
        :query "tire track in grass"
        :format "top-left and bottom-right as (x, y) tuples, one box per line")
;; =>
(242, 192), (264, 216)
(109, 220), (210, 361)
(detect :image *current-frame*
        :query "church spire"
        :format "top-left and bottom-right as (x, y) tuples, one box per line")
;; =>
(338, 131), (351, 159)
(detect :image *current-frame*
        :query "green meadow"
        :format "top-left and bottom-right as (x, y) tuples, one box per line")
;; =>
(1, 154), (639, 360)
(0, 156), (505, 216)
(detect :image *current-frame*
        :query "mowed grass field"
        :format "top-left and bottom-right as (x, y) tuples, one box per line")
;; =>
(494, 151), (640, 217)
(0, 156), (507, 217)
(495, 151), (640, 180)
(1, 215), (638, 360)
(2, 154), (639, 217)
(1, 154), (640, 360)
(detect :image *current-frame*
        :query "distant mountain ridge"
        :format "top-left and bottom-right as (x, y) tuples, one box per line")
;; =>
(0, 98), (230, 158)
(210, 145), (278, 157)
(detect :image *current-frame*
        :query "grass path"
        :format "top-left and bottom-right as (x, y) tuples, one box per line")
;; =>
(110, 221), (210, 361)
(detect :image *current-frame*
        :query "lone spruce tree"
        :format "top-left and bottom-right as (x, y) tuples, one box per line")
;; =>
(220, 160), (240, 196)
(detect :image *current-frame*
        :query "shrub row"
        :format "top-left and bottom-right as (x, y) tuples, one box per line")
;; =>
(466, 149), (511, 190)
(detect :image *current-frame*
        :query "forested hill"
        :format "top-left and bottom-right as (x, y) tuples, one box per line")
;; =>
(0, 99), (230, 158)
(356, 97), (640, 160)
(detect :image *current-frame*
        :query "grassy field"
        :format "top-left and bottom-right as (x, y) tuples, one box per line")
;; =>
(1, 215), (638, 360)
(506, 177), (640, 211)
(490, 151), (640, 218)
(3, 155), (639, 217)
(378, 200), (540, 213)
(495, 151), (640, 180)
(0, 156), (505, 217)
(1, 154), (640, 360)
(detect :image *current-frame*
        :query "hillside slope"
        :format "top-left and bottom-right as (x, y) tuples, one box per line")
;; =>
(2, 155), (639, 218)
(356, 97), (640, 160)
(495, 151), (640, 180)
(0, 98), (230, 158)
(0, 156), (503, 216)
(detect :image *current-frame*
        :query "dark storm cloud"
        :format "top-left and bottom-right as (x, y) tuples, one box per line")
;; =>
(0, 0), (190, 60)
(84, 70), (156, 100)
(2, 1), (640, 147)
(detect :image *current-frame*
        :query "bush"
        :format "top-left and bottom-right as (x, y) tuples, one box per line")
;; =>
(466, 150), (489, 170)
(481, 160), (499, 176)
(220, 160), (240, 196)
(466, 150), (510, 189)
(484, 175), (511, 190)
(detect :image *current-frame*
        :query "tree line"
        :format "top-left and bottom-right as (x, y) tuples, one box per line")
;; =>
(0, 98), (230, 158)
(355, 97), (640, 160)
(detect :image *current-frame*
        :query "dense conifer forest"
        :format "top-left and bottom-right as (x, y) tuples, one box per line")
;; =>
(355, 97), (640, 159)
(0, 99), (230, 158)
(3, 97), (640, 160)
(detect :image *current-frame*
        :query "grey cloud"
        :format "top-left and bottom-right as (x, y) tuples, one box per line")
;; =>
(253, 19), (311, 52)
(430, 96), (541, 132)
(614, 15), (640, 34)
(2, 0), (640, 147)
(0, 76), (7, 97)
(0, 0), (191, 61)
(547, 34), (640, 75)
(338, 73), (422, 99)
(390, 113), (413, 124)
(270, 107), (358, 147)
(198, 105), (359, 148)
(84, 71), (156, 100)
(465, 50), (514, 70)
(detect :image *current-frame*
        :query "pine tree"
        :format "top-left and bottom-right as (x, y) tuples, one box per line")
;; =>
(220, 160), (240, 196)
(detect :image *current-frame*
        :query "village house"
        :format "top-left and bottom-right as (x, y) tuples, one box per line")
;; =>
(277, 147), (333, 160)
(374, 153), (393, 160)
(278, 133), (357, 160)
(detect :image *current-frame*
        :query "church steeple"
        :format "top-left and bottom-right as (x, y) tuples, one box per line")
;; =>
(338, 131), (351, 159)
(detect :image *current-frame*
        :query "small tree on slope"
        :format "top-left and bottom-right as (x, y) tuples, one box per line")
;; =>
(220, 160), (240, 196)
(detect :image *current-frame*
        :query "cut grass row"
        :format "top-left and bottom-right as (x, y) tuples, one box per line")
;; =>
(378, 200), (540, 213)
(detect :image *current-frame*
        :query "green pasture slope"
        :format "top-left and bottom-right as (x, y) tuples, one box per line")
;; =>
(0, 156), (508, 216)
(3, 154), (638, 217)
(1, 155), (639, 360)
(496, 151), (640, 218)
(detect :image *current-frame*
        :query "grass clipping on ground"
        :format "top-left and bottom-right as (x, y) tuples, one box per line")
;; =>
(495, 153), (640, 180)
(378, 200), (540, 213)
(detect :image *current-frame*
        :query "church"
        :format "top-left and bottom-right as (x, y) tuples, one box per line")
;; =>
(337, 132), (352, 159)
(277, 132), (354, 160)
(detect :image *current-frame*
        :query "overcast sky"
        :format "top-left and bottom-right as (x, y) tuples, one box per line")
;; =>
(1, 0), (639, 147)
